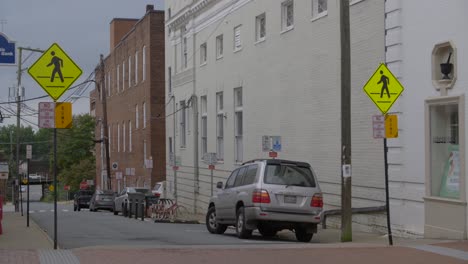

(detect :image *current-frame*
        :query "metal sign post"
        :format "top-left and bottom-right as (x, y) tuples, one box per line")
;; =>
(26, 145), (31, 227)
(363, 63), (404, 246)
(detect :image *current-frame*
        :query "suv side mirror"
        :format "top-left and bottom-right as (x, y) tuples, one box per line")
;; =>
(216, 182), (223, 189)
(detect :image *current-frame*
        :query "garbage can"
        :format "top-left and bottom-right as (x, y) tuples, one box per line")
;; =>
(127, 192), (145, 218)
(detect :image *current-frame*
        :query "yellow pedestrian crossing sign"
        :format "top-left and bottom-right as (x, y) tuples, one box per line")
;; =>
(363, 64), (404, 114)
(28, 43), (82, 101)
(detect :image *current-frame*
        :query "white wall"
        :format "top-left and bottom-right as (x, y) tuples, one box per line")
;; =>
(387, 0), (468, 236)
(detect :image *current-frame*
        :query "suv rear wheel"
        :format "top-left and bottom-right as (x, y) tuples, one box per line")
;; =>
(295, 226), (313, 242)
(258, 224), (277, 237)
(236, 207), (252, 239)
(206, 206), (227, 234)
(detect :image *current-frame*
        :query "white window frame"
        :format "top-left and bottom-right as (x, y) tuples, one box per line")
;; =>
(200, 43), (207, 65)
(216, 92), (224, 161)
(117, 123), (121, 152)
(255, 13), (266, 42)
(234, 25), (242, 52)
(234, 88), (243, 163)
(168, 67), (172, 95)
(281, 0), (294, 32)
(142, 46), (146, 82)
(216, 34), (223, 59)
(312, 0), (328, 20)
(117, 65), (120, 92)
(135, 50), (139, 85)
(135, 105), (139, 129)
(143, 102), (147, 128)
(122, 62), (126, 91)
(183, 36), (188, 69)
(128, 55), (132, 88)
(201, 96), (208, 156)
(107, 72), (111, 97)
(123, 122), (126, 152)
(129, 121), (132, 152)
(180, 100), (186, 148)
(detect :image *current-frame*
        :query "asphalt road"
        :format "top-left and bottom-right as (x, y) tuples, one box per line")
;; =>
(29, 202), (313, 249)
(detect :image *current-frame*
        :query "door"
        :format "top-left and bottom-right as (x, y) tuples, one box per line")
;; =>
(216, 169), (239, 221)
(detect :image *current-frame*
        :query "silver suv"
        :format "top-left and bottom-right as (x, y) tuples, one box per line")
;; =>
(206, 159), (323, 242)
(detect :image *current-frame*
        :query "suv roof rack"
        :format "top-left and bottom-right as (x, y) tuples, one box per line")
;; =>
(242, 159), (310, 168)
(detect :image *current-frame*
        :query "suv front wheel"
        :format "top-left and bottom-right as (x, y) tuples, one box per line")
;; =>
(236, 207), (252, 239)
(206, 206), (227, 234)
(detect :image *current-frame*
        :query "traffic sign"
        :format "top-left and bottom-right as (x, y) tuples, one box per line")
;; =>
(372, 115), (385, 139)
(79, 180), (89, 190)
(385, 115), (398, 138)
(22, 179), (28, 184)
(269, 151), (278, 158)
(38, 102), (55, 128)
(208, 165), (215, 170)
(28, 43), (82, 101)
(64, 185), (70, 191)
(55, 102), (72, 129)
(26, 145), (32, 159)
(112, 162), (118, 170)
(363, 64), (404, 114)
(49, 185), (54, 192)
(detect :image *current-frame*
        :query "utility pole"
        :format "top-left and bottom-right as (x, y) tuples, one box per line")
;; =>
(340, 0), (352, 242)
(99, 55), (112, 190)
(14, 46), (44, 212)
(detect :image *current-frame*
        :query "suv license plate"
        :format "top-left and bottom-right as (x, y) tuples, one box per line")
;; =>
(284, 195), (297, 204)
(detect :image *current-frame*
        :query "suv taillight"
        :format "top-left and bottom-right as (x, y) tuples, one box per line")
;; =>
(154, 193), (160, 198)
(311, 194), (323, 208)
(252, 189), (271, 203)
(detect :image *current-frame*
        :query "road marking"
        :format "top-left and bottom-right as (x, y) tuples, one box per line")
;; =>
(409, 245), (468, 261)
(62, 209), (69, 212)
(29, 211), (35, 213)
(185, 230), (205, 233)
(50, 210), (54, 212)
(39, 210), (46, 213)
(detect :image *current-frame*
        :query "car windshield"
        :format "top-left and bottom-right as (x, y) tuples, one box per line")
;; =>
(264, 164), (316, 187)
(81, 191), (94, 196)
(128, 188), (151, 194)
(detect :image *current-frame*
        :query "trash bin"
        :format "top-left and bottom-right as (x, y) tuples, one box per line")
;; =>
(127, 192), (145, 218)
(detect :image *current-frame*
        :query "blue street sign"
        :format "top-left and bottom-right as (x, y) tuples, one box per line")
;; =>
(272, 136), (282, 152)
(0, 33), (16, 65)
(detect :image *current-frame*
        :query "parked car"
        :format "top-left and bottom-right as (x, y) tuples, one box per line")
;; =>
(206, 159), (323, 242)
(152, 182), (164, 198)
(113, 187), (155, 215)
(89, 190), (116, 212)
(73, 190), (94, 211)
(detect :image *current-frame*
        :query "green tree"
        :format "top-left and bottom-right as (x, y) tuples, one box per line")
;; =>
(56, 114), (96, 190)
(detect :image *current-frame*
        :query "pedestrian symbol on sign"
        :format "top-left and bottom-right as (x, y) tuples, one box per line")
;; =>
(47, 51), (64, 83)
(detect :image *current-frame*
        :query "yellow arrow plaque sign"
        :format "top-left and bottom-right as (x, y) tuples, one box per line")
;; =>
(28, 43), (82, 101)
(363, 64), (404, 115)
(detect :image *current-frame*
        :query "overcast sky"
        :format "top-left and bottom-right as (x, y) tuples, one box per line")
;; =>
(0, 0), (164, 127)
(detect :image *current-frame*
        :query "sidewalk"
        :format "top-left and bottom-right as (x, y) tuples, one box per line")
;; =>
(0, 202), (466, 263)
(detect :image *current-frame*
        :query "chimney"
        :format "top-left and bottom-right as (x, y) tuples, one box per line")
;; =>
(146, 5), (154, 12)
(109, 19), (138, 52)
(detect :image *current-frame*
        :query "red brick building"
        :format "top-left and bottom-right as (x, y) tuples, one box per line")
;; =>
(92, 5), (165, 192)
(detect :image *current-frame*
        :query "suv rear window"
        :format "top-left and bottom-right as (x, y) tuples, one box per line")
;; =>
(264, 164), (316, 187)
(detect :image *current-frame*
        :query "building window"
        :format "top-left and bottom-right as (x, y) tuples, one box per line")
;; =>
(135, 50), (139, 84)
(168, 67), (172, 95)
(255, 13), (266, 42)
(168, 8), (171, 19)
(144, 140), (147, 160)
(234, 25), (242, 52)
(107, 72), (111, 97)
(143, 102), (147, 128)
(200, 43), (207, 65)
(182, 36), (188, 69)
(123, 122), (126, 152)
(201, 96), (208, 156)
(282, 0), (294, 31)
(216, 35), (223, 59)
(135, 105), (139, 129)
(117, 123), (120, 152)
(429, 102), (461, 199)
(216, 92), (224, 161)
(117, 65), (120, 92)
(129, 121), (132, 152)
(142, 46), (146, 82)
(128, 56), (132, 88)
(312, 0), (328, 19)
(122, 62), (126, 90)
(180, 100), (186, 148)
(108, 125), (112, 156)
(234, 88), (243, 162)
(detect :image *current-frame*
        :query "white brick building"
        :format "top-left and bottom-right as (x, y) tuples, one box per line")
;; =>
(165, 0), (389, 232)
(385, 0), (468, 239)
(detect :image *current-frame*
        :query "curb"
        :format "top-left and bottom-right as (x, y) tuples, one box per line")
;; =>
(153, 219), (201, 224)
